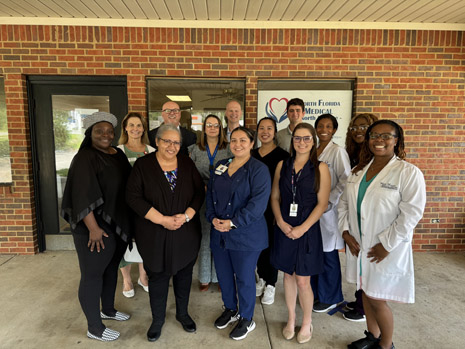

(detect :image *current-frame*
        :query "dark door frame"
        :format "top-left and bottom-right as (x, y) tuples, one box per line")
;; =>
(27, 76), (128, 252)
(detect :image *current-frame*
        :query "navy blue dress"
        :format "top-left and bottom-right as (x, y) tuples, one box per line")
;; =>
(271, 157), (324, 276)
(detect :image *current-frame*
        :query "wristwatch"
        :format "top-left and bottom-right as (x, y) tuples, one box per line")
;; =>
(185, 213), (190, 223)
(229, 220), (237, 229)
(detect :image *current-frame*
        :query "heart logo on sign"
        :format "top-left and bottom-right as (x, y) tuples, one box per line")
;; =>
(265, 98), (288, 123)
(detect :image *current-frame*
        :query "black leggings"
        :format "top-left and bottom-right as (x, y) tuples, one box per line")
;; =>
(145, 259), (196, 326)
(73, 231), (127, 335)
(257, 246), (278, 286)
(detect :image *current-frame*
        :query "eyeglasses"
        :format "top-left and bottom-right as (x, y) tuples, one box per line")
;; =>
(159, 138), (181, 147)
(368, 132), (397, 140)
(292, 136), (313, 143)
(206, 123), (220, 128)
(349, 125), (369, 132)
(162, 108), (180, 114)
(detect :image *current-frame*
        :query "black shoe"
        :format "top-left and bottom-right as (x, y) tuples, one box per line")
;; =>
(147, 322), (163, 342)
(214, 307), (239, 329)
(176, 314), (197, 333)
(345, 301), (357, 310)
(229, 317), (256, 340)
(313, 302), (337, 313)
(375, 343), (395, 349)
(343, 309), (366, 322)
(348, 330), (381, 349)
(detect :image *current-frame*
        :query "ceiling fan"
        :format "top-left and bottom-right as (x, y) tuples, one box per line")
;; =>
(201, 88), (243, 102)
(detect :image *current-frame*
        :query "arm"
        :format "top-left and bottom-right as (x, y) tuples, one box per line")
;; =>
(289, 162), (331, 239)
(271, 160), (293, 236)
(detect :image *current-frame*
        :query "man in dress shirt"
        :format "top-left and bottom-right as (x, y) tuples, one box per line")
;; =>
(224, 100), (242, 142)
(276, 98), (305, 153)
(148, 101), (197, 156)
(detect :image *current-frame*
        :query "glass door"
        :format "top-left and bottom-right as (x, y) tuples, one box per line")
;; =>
(28, 76), (128, 251)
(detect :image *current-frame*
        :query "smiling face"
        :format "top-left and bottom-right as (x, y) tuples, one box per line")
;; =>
(351, 116), (370, 144)
(156, 129), (181, 161)
(91, 121), (114, 152)
(225, 101), (242, 126)
(316, 117), (336, 143)
(257, 119), (276, 145)
(204, 116), (220, 139)
(125, 116), (144, 141)
(287, 104), (305, 126)
(368, 123), (398, 159)
(292, 128), (314, 155)
(230, 130), (254, 159)
(161, 101), (181, 127)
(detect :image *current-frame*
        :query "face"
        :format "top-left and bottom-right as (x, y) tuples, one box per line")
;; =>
(91, 122), (114, 152)
(287, 104), (305, 125)
(161, 101), (181, 126)
(225, 101), (242, 125)
(257, 119), (275, 145)
(230, 130), (254, 158)
(156, 130), (181, 160)
(368, 124), (398, 159)
(350, 117), (370, 144)
(316, 118), (336, 142)
(125, 116), (144, 140)
(292, 128), (314, 155)
(204, 117), (220, 138)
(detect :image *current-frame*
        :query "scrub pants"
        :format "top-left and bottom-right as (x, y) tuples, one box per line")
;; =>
(73, 230), (127, 336)
(311, 249), (344, 305)
(212, 245), (261, 320)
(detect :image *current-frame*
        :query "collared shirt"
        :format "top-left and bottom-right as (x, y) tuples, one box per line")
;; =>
(276, 126), (293, 153)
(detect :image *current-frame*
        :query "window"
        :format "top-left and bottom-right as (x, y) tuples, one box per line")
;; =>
(0, 77), (11, 184)
(147, 78), (245, 132)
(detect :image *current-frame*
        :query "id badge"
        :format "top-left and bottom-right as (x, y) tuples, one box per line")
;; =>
(215, 164), (228, 175)
(289, 203), (298, 217)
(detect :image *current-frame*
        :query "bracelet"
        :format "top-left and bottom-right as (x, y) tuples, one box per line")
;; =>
(185, 213), (190, 223)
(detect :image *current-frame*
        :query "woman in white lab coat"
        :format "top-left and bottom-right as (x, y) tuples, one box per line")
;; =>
(311, 114), (351, 313)
(338, 120), (426, 349)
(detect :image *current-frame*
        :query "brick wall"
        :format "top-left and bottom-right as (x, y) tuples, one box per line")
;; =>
(0, 25), (464, 254)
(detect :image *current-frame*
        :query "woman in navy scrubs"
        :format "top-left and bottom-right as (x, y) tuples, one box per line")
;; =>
(206, 127), (271, 341)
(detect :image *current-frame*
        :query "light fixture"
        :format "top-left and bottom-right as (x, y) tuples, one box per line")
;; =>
(166, 95), (191, 102)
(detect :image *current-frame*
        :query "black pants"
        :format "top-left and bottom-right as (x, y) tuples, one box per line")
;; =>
(145, 259), (196, 327)
(257, 246), (278, 287)
(73, 231), (127, 335)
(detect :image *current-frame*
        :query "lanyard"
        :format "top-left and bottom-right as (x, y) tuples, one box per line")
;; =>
(206, 143), (219, 171)
(291, 166), (303, 204)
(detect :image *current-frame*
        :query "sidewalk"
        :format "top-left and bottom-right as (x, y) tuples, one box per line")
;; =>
(0, 251), (463, 348)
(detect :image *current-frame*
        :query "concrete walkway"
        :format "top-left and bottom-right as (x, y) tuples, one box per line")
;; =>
(1, 252), (464, 348)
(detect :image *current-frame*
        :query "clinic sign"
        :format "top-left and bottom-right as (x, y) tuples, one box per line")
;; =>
(258, 90), (353, 147)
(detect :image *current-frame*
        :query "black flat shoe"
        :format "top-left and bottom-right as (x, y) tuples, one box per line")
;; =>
(147, 322), (163, 342)
(176, 314), (197, 333)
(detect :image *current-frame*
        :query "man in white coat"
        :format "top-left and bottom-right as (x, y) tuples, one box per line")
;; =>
(338, 120), (426, 349)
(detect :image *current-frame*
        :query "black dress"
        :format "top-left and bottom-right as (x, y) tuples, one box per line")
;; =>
(271, 157), (324, 276)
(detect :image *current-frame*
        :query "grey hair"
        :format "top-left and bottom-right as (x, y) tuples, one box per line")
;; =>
(156, 124), (182, 144)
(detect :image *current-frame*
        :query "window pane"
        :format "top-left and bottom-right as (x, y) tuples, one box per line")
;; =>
(0, 78), (11, 184)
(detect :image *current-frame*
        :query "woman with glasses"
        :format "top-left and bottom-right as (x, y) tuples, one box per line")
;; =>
(206, 127), (271, 341)
(311, 114), (351, 313)
(189, 114), (232, 291)
(270, 123), (331, 344)
(251, 118), (288, 305)
(339, 120), (426, 349)
(117, 112), (155, 298)
(126, 124), (205, 342)
(343, 113), (378, 322)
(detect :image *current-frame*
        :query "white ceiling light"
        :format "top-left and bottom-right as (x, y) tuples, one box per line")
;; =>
(167, 95), (192, 102)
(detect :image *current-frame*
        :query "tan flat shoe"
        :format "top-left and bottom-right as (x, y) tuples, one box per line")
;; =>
(282, 326), (295, 340)
(297, 324), (313, 344)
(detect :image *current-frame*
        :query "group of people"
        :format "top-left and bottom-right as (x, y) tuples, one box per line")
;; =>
(61, 97), (426, 349)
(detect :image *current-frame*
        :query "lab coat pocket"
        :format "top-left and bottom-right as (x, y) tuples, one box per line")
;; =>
(376, 242), (410, 276)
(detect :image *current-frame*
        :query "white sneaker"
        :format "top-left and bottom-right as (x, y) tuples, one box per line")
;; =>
(255, 278), (266, 297)
(261, 285), (275, 305)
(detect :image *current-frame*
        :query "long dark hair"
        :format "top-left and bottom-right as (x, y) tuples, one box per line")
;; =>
(345, 113), (378, 167)
(290, 123), (321, 193)
(198, 114), (228, 151)
(256, 117), (278, 146)
(353, 119), (406, 174)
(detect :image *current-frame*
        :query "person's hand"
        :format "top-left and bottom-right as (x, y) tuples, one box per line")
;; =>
(212, 218), (230, 232)
(88, 228), (108, 252)
(162, 216), (183, 230)
(343, 231), (360, 257)
(288, 225), (306, 240)
(173, 214), (187, 226)
(277, 219), (293, 239)
(367, 243), (389, 263)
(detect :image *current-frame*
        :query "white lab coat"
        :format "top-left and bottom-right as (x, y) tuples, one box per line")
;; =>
(338, 155), (426, 303)
(318, 142), (351, 252)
